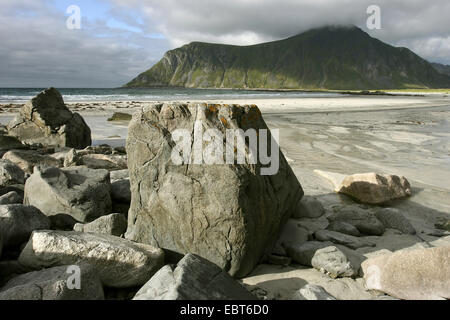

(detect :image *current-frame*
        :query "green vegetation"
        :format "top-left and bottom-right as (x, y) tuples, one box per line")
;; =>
(125, 26), (450, 90)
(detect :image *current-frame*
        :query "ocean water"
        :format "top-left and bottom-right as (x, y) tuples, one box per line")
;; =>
(0, 87), (339, 103)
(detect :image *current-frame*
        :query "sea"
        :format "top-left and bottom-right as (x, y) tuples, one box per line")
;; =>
(0, 87), (340, 103)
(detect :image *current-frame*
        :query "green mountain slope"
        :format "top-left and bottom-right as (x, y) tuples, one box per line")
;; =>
(431, 63), (450, 77)
(125, 26), (450, 90)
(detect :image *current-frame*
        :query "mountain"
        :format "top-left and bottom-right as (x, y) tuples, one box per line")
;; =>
(431, 63), (450, 77)
(125, 26), (450, 90)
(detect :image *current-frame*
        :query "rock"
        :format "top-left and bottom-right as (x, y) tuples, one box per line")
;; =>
(0, 264), (104, 300)
(111, 179), (131, 203)
(0, 135), (26, 154)
(318, 171), (411, 204)
(292, 284), (336, 300)
(80, 154), (128, 171)
(286, 241), (332, 266)
(292, 196), (325, 218)
(110, 169), (129, 182)
(435, 219), (450, 232)
(107, 112), (132, 122)
(275, 219), (309, 249)
(6, 88), (91, 148)
(125, 103), (303, 277)
(0, 232), (3, 258)
(49, 214), (80, 231)
(63, 148), (82, 167)
(0, 191), (23, 205)
(24, 166), (112, 222)
(0, 260), (34, 286)
(133, 254), (255, 300)
(266, 254), (292, 266)
(327, 221), (360, 237)
(374, 208), (416, 235)
(18, 230), (164, 288)
(314, 230), (375, 250)
(311, 246), (357, 278)
(0, 204), (50, 247)
(0, 159), (25, 186)
(362, 247), (450, 300)
(328, 206), (385, 236)
(73, 213), (127, 236)
(2, 150), (61, 174)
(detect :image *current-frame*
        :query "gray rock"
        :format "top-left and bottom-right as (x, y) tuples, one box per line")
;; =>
(0, 264), (104, 300)
(111, 179), (131, 203)
(24, 166), (112, 222)
(7, 88), (91, 149)
(362, 247), (450, 300)
(73, 213), (127, 236)
(0, 260), (34, 286)
(80, 154), (128, 171)
(0, 135), (26, 153)
(339, 173), (411, 204)
(2, 150), (61, 174)
(0, 232), (3, 258)
(326, 221), (361, 237)
(328, 206), (385, 236)
(292, 284), (337, 300)
(375, 208), (416, 235)
(311, 246), (357, 278)
(314, 230), (375, 250)
(275, 219), (309, 249)
(49, 214), (80, 231)
(110, 169), (129, 182)
(266, 254), (292, 266)
(19, 230), (164, 288)
(286, 241), (332, 266)
(0, 159), (25, 186)
(0, 191), (23, 205)
(63, 148), (82, 167)
(133, 254), (255, 300)
(292, 196), (325, 218)
(125, 103), (303, 277)
(0, 204), (50, 247)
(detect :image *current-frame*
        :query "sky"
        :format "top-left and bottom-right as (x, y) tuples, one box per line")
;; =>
(1, 0), (449, 88)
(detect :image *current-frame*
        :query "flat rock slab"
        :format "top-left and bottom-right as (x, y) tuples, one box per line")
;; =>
(362, 247), (450, 300)
(0, 264), (104, 300)
(315, 230), (375, 250)
(2, 150), (61, 174)
(133, 254), (255, 300)
(126, 103), (303, 277)
(24, 166), (112, 222)
(0, 204), (50, 247)
(18, 230), (165, 288)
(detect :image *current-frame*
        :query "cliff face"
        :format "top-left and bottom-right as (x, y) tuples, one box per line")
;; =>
(125, 26), (450, 90)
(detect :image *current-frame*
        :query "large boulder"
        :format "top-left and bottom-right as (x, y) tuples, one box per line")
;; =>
(0, 264), (104, 300)
(18, 230), (165, 288)
(0, 204), (50, 247)
(2, 150), (61, 174)
(0, 159), (25, 186)
(133, 254), (255, 300)
(7, 88), (91, 149)
(125, 103), (303, 277)
(24, 166), (112, 222)
(362, 247), (450, 300)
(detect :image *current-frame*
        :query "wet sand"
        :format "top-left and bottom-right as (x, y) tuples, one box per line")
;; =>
(1, 95), (449, 215)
